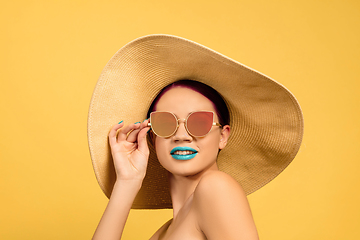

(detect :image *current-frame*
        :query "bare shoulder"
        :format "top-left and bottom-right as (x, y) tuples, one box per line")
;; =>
(194, 170), (247, 205)
(149, 218), (172, 240)
(193, 171), (259, 240)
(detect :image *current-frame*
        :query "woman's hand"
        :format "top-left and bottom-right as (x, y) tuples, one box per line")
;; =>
(93, 120), (150, 240)
(108, 119), (150, 182)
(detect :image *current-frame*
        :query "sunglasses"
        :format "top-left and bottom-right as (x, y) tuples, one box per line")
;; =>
(148, 111), (221, 138)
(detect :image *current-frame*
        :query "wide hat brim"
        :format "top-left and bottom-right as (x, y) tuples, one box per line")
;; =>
(88, 34), (304, 209)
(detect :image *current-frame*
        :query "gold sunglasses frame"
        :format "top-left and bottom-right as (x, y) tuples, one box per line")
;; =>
(148, 110), (222, 138)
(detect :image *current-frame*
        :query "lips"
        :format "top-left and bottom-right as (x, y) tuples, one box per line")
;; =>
(170, 147), (198, 160)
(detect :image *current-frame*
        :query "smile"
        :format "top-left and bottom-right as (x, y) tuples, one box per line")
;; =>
(170, 147), (198, 160)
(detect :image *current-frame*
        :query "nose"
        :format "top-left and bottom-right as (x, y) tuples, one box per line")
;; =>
(172, 120), (192, 142)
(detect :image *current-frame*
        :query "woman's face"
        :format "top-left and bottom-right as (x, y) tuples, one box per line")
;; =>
(153, 86), (230, 177)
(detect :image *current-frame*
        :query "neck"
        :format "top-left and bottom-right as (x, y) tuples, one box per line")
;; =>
(169, 162), (218, 218)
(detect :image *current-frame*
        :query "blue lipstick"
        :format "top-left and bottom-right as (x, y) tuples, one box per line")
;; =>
(170, 147), (198, 160)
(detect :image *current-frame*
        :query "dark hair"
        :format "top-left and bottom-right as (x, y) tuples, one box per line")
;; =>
(146, 79), (230, 127)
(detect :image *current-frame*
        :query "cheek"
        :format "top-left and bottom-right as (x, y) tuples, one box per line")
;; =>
(202, 138), (221, 159)
(154, 137), (168, 162)
(204, 131), (222, 148)
(206, 135), (223, 157)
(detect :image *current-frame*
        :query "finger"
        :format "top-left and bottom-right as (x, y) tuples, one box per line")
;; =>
(138, 119), (151, 154)
(141, 118), (150, 129)
(109, 122), (124, 146)
(137, 125), (151, 154)
(126, 119), (149, 142)
(117, 122), (140, 142)
(126, 122), (142, 142)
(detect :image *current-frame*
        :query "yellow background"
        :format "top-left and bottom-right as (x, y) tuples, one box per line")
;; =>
(1, 0), (359, 239)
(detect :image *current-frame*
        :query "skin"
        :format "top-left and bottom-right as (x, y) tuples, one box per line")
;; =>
(93, 87), (259, 240)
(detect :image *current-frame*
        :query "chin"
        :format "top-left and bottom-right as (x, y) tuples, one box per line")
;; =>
(167, 162), (216, 178)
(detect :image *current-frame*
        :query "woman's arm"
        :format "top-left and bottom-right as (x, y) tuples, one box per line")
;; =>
(193, 171), (259, 240)
(92, 120), (150, 240)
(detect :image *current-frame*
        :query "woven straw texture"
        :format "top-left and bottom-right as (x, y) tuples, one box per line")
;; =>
(88, 34), (304, 209)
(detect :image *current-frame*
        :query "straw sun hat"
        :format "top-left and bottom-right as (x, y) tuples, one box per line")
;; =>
(88, 34), (304, 209)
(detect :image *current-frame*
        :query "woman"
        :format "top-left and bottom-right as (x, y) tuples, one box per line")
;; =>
(88, 35), (303, 240)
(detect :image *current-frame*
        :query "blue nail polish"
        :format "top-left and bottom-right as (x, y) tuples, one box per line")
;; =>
(118, 120), (123, 124)
(134, 122), (141, 124)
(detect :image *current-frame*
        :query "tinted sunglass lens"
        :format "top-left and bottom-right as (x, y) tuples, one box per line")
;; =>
(187, 112), (213, 136)
(151, 112), (177, 137)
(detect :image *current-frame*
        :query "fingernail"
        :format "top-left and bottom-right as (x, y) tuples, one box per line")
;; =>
(134, 122), (141, 124)
(118, 120), (123, 124)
